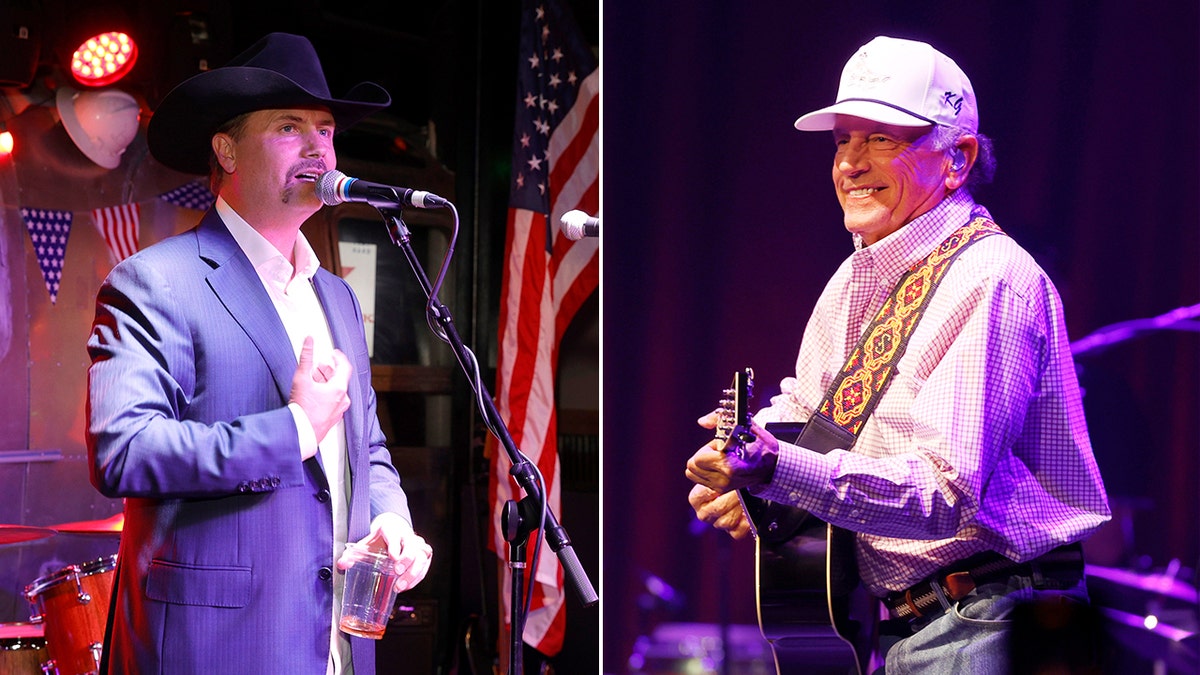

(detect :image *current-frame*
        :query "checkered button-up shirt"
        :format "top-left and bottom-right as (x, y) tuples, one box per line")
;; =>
(752, 189), (1111, 596)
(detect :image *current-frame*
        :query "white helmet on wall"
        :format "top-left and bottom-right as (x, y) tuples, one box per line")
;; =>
(56, 86), (141, 169)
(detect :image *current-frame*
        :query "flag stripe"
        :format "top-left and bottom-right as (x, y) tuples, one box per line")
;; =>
(502, 209), (550, 440)
(555, 250), (599, 342)
(494, 208), (524, 403)
(93, 203), (141, 264)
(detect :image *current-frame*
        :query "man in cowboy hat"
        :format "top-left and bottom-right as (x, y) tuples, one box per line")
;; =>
(87, 33), (431, 674)
(685, 36), (1109, 672)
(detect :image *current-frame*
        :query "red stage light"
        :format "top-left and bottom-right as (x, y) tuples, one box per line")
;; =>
(70, 31), (138, 87)
(0, 130), (12, 156)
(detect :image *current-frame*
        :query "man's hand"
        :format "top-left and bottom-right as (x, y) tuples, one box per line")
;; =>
(685, 411), (780, 539)
(686, 413), (779, 493)
(289, 336), (352, 447)
(688, 484), (753, 539)
(339, 513), (433, 593)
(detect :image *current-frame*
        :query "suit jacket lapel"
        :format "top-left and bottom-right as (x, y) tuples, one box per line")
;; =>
(312, 271), (374, 539)
(195, 211), (297, 403)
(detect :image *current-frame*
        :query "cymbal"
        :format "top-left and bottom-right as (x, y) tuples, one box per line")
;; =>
(0, 524), (56, 545)
(51, 512), (124, 534)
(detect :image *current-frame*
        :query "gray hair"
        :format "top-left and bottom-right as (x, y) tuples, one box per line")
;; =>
(930, 125), (996, 190)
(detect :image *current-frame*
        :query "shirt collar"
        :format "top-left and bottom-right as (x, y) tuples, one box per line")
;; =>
(852, 189), (985, 283)
(216, 197), (322, 290)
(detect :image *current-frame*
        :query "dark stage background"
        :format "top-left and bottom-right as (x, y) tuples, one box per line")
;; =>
(602, 3), (1200, 672)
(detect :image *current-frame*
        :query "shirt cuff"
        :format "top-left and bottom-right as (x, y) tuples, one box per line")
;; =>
(750, 440), (837, 510)
(288, 402), (318, 459)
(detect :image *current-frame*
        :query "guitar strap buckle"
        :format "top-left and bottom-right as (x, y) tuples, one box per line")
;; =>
(942, 571), (976, 602)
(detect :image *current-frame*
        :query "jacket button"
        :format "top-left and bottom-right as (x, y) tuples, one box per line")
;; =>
(316, 489), (330, 502)
(318, 567), (333, 581)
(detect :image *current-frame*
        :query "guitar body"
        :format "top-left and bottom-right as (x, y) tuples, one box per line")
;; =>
(747, 488), (873, 675)
(716, 371), (874, 675)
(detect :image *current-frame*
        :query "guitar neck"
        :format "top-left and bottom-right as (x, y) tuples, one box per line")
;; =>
(714, 369), (874, 675)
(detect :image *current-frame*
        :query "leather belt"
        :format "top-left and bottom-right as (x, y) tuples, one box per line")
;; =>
(884, 543), (1085, 622)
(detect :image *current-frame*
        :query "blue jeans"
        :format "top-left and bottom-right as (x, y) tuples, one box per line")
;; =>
(877, 573), (1090, 674)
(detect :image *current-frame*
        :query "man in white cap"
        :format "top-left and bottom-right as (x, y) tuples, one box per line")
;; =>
(685, 36), (1110, 672)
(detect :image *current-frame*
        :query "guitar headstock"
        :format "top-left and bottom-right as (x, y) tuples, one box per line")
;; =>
(716, 367), (755, 453)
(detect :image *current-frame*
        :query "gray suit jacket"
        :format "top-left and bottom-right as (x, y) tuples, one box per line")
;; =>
(87, 209), (409, 674)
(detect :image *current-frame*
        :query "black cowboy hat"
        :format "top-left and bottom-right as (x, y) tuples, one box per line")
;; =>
(146, 32), (391, 175)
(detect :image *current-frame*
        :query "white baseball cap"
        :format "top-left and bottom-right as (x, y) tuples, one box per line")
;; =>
(795, 36), (978, 133)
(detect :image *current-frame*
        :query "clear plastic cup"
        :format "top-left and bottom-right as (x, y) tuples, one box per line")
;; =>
(338, 542), (401, 639)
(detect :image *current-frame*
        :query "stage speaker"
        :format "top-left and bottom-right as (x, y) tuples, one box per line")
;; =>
(0, 2), (41, 87)
(376, 442), (454, 671)
(376, 598), (438, 674)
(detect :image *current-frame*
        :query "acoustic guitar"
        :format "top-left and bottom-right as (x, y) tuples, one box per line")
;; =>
(715, 368), (876, 675)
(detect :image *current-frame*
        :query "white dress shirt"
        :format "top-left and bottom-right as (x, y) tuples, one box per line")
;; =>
(217, 198), (354, 673)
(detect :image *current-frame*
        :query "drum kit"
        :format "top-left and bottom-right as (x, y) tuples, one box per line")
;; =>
(0, 514), (123, 675)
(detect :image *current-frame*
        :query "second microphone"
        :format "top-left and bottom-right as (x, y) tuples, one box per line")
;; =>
(560, 210), (599, 240)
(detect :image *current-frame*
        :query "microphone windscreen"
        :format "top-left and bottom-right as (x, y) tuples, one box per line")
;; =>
(560, 209), (592, 240)
(315, 170), (349, 206)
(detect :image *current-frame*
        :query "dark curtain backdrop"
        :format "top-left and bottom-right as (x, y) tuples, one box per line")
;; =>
(602, 2), (1200, 672)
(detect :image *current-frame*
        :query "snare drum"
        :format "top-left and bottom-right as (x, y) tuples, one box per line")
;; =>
(0, 622), (47, 675)
(24, 555), (116, 675)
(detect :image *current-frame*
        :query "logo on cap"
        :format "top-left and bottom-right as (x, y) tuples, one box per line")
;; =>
(845, 50), (890, 91)
(941, 91), (964, 116)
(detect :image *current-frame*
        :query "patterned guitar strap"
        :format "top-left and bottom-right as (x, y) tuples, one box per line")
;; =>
(760, 214), (1005, 545)
(807, 214), (1004, 449)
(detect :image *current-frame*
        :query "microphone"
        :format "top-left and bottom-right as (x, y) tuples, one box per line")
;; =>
(315, 170), (448, 209)
(560, 210), (599, 240)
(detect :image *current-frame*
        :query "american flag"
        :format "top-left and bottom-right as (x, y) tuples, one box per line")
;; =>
(489, 0), (598, 658)
(21, 207), (73, 304)
(158, 180), (215, 211)
(93, 203), (141, 264)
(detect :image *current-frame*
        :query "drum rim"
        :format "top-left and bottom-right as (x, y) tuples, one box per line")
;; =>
(22, 554), (118, 597)
(0, 621), (45, 642)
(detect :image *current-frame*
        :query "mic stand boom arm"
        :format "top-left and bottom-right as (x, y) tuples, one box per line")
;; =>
(375, 206), (598, 674)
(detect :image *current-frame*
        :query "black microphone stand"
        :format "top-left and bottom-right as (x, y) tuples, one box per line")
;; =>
(375, 205), (598, 674)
